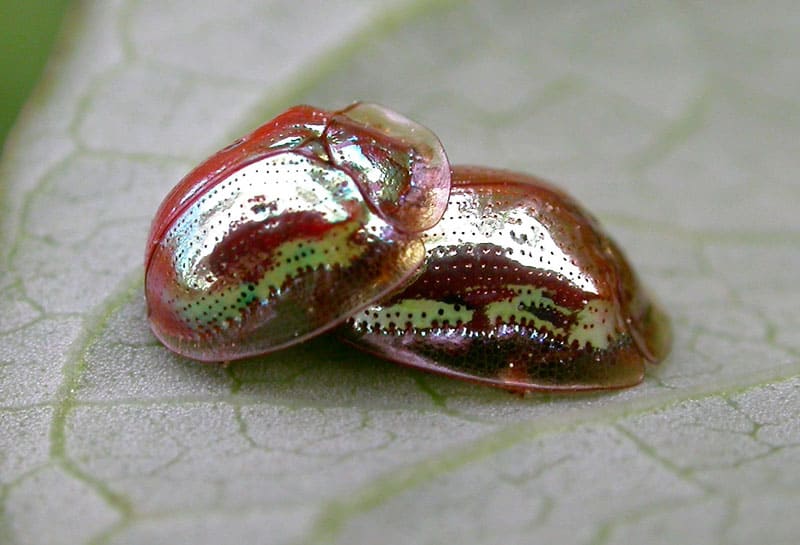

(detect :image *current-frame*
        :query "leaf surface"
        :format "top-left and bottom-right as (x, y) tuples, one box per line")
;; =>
(1, 2), (798, 544)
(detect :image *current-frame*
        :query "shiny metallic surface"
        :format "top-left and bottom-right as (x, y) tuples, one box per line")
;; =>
(326, 102), (451, 233)
(145, 104), (449, 361)
(341, 166), (670, 392)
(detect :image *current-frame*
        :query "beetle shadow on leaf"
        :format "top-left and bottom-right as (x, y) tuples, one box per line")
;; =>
(224, 333), (618, 408)
(224, 333), (464, 407)
(97, 292), (617, 408)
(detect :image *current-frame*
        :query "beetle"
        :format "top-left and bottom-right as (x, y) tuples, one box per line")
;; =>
(339, 166), (670, 392)
(146, 104), (669, 392)
(145, 103), (451, 361)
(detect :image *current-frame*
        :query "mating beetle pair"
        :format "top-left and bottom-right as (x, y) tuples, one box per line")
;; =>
(145, 103), (669, 393)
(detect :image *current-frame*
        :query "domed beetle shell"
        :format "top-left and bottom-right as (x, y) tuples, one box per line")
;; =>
(145, 103), (451, 362)
(340, 166), (670, 393)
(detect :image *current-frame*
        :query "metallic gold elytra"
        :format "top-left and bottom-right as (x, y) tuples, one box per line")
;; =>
(145, 103), (450, 361)
(176, 218), (367, 326)
(146, 103), (668, 391)
(339, 166), (670, 392)
(357, 298), (476, 332)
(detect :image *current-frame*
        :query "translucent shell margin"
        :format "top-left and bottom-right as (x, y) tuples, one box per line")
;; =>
(340, 166), (671, 393)
(145, 103), (451, 361)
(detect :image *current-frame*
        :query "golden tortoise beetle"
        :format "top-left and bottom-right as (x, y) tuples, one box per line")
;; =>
(146, 105), (669, 392)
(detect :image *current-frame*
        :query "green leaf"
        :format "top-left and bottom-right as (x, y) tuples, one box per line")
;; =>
(1, 2), (798, 544)
(0, 0), (70, 147)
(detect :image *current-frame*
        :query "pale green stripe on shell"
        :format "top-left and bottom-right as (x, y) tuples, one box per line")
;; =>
(356, 298), (475, 332)
(569, 299), (617, 349)
(357, 284), (618, 349)
(179, 219), (366, 327)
